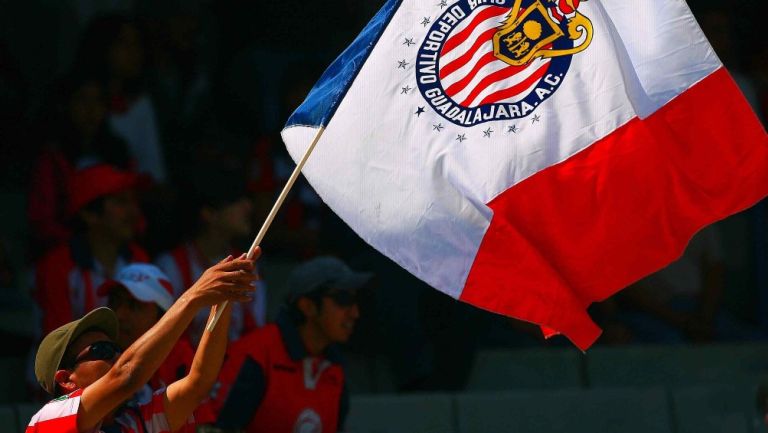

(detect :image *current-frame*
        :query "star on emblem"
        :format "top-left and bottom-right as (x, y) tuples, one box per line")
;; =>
(457, 133), (467, 143)
(483, 127), (493, 138)
(403, 38), (416, 47)
(531, 115), (541, 124)
(421, 17), (431, 27)
(415, 107), (425, 117)
(433, 123), (444, 131)
(397, 59), (409, 69)
(507, 125), (519, 133)
(438, 0), (448, 8)
(401, 85), (412, 95)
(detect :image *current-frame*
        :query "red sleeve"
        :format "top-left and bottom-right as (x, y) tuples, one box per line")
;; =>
(36, 249), (74, 334)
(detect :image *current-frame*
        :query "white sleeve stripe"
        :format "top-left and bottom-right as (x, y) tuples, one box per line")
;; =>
(32, 396), (81, 423)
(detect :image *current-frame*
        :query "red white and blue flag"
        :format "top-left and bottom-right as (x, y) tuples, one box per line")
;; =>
(281, 0), (768, 350)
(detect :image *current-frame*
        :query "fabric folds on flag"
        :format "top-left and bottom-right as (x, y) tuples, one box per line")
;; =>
(282, 0), (768, 350)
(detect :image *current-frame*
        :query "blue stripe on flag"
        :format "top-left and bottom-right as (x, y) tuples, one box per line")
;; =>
(285, 0), (403, 128)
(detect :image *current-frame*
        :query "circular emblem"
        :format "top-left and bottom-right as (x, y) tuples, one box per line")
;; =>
(416, 0), (593, 126)
(293, 408), (322, 433)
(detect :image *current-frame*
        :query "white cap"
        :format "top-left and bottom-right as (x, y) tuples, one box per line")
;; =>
(98, 263), (175, 310)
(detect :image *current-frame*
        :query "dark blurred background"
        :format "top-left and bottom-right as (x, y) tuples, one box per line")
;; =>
(0, 0), (767, 432)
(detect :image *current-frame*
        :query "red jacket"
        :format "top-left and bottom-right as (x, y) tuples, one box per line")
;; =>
(212, 314), (349, 433)
(35, 236), (149, 333)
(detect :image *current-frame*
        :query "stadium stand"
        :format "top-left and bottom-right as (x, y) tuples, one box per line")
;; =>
(673, 384), (757, 433)
(0, 405), (17, 433)
(466, 348), (585, 391)
(586, 343), (768, 387)
(455, 387), (672, 433)
(346, 393), (455, 433)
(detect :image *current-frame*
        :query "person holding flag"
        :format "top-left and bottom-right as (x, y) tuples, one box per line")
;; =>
(25, 253), (258, 433)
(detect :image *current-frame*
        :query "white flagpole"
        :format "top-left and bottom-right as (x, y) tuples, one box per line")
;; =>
(205, 126), (327, 332)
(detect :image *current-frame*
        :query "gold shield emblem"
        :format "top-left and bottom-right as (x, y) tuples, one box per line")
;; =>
(493, 0), (594, 67)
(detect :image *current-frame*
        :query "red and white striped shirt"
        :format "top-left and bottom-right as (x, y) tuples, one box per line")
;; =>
(26, 388), (191, 433)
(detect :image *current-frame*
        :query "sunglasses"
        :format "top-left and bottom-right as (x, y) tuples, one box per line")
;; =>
(66, 341), (122, 368)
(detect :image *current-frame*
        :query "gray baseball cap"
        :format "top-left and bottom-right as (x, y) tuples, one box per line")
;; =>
(286, 256), (373, 302)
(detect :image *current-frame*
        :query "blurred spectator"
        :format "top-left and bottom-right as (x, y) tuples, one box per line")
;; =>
(75, 14), (168, 183)
(247, 134), (324, 260)
(318, 206), (435, 391)
(34, 164), (148, 334)
(247, 66), (327, 259)
(210, 256), (368, 433)
(615, 225), (758, 343)
(156, 157), (266, 344)
(99, 263), (212, 429)
(142, 2), (217, 160)
(27, 72), (132, 252)
(98, 263), (193, 388)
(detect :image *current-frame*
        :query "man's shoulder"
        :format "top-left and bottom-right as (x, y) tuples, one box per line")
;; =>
(29, 390), (84, 426)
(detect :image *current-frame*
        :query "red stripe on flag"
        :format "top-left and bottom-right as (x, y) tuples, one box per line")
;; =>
(439, 28), (498, 80)
(550, 7), (564, 22)
(444, 52), (498, 98)
(473, 62), (550, 106)
(461, 68), (768, 350)
(442, 6), (506, 57)
(460, 60), (549, 107)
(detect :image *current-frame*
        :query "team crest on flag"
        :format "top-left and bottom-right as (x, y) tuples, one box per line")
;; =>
(416, 0), (593, 127)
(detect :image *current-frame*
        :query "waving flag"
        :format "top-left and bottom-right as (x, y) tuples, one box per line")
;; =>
(281, 0), (768, 350)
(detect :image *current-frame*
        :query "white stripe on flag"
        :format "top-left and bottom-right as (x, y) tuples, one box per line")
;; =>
(439, 9), (506, 67)
(440, 41), (495, 88)
(464, 58), (551, 107)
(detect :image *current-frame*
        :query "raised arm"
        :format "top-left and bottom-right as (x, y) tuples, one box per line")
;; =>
(76, 255), (257, 432)
(163, 293), (236, 430)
